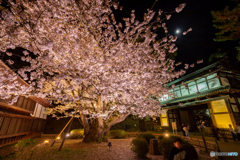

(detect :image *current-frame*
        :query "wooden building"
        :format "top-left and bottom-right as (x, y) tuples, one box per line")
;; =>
(0, 60), (52, 147)
(159, 60), (240, 133)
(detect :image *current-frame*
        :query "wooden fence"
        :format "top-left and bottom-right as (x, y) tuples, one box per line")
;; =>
(41, 134), (58, 139)
(0, 132), (42, 148)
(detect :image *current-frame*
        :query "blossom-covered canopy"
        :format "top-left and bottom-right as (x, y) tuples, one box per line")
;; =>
(0, 0), (190, 120)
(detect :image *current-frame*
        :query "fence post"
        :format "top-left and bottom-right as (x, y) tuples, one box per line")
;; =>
(200, 127), (208, 153)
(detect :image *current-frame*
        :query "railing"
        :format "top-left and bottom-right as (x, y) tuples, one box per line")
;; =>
(218, 128), (231, 136)
(41, 134), (58, 139)
(0, 132), (42, 148)
(176, 135), (217, 151)
(126, 132), (217, 152)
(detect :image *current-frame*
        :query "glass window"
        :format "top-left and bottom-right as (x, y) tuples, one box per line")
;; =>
(162, 94), (168, 101)
(189, 84), (197, 94)
(211, 99), (228, 113)
(196, 77), (206, 83)
(181, 87), (189, 96)
(173, 86), (180, 91)
(162, 111), (167, 117)
(208, 78), (221, 89)
(161, 118), (168, 126)
(188, 81), (196, 86)
(174, 90), (181, 97)
(207, 73), (218, 80)
(197, 81), (208, 92)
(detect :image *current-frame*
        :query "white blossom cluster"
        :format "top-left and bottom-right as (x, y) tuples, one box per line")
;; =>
(0, 0), (191, 121)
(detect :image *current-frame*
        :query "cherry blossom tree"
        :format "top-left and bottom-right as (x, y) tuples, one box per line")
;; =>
(0, 0), (189, 142)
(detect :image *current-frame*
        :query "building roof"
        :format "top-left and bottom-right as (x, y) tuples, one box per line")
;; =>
(166, 59), (240, 87)
(0, 60), (53, 108)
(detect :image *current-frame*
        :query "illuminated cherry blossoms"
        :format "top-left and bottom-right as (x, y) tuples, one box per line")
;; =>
(0, 0), (189, 141)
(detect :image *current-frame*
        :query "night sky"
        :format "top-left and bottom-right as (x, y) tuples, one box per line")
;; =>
(1, 0), (239, 73)
(118, 0), (239, 72)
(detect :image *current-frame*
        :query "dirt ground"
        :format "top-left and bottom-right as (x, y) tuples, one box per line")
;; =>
(0, 138), (212, 160)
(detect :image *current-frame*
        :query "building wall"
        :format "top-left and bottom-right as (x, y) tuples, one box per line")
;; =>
(0, 96), (47, 147)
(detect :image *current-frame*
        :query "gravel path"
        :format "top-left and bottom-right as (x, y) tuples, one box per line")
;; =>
(0, 138), (212, 160)
(1, 138), (163, 160)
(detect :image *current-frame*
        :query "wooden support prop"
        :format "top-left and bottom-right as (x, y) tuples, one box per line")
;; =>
(51, 116), (74, 146)
(59, 116), (74, 151)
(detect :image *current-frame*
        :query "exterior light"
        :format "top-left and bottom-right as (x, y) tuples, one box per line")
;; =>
(66, 133), (70, 137)
(108, 142), (112, 150)
(57, 137), (60, 140)
(44, 140), (49, 143)
(165, 134), (169, 137)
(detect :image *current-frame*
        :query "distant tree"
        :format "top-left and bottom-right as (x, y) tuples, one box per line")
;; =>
(211, 0), (240, 60)
(208, 48), (228, 62)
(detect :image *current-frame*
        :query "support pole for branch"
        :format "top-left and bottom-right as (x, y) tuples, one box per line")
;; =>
(59, 116), (74, 151)
(51, 116), (74, 146)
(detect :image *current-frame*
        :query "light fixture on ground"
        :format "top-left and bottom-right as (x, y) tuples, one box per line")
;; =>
(44, 140), (49, 145)
(108, 142), (112, 150)
(57, 137), (60, 140)
(165, 134), (169, 137)
(66, 133), (70, 137)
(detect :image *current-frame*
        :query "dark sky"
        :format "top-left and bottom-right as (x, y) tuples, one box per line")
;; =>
(118, 0), (238, 71)
(2, 0), (238, 72)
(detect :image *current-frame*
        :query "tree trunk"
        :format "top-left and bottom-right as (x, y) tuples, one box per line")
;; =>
(82, 123), (108, 142)
(139, 119), (147, 132)
(81, 113), (130, 142)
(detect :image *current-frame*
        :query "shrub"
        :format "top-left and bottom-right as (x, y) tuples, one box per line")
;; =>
(69, 129), (84, 139)
(136, 132), (156, 145)
(157, 135), (164, 141)
(158, 135), (198, 160)
(108, 130), (128, 139)
(14, 138), (39, 150)
(131, 138), (148, 158)
(14, 138), (39, 160)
